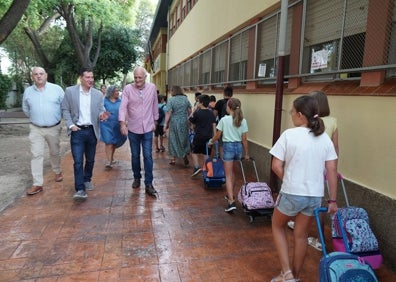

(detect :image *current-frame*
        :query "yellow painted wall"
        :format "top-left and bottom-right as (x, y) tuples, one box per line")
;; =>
(172, 0), (396, 199)
(168, 0), (278, 68)
(186, 92), (396, 199)
(276, 95), (396, 199)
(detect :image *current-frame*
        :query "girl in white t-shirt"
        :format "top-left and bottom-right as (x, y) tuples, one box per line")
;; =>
(269, 95), (338, 282)
(209, 98), (249, 213)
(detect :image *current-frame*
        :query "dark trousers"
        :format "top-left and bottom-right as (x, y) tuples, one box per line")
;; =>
(71, 128), (97, 191)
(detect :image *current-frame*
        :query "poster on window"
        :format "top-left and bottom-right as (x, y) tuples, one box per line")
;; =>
(310, 49), (329, 72)
(258, 63), (267, 77)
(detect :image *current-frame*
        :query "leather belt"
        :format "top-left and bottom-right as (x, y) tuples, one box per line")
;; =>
(76, 124), (93, 129)
(32, 121), (61, 128)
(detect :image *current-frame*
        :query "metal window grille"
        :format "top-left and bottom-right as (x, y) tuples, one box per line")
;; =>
(183, 60), (192, 87)
(167, 0), (396, 88)
(229, 29), (249, 83)
(302, 0), (369, 77)
(212, 41), (227, 85)
(192, 56), (199, 86)
(200, 50), (211, 85)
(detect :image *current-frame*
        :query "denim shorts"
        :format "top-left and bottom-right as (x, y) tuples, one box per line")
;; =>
(222, 142), (242, 161)
(275, 192), (322, 217)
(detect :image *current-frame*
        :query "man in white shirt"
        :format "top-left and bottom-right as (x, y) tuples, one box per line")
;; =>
(61, 67), (109, 200)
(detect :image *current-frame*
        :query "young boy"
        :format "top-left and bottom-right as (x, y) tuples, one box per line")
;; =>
(189, 94), (217, 177)
(154, 94), (166, 153)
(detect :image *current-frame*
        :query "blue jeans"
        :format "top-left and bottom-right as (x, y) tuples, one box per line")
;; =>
(70, 128), (97, 191)
(128, 131), (154, 186)
(222, 142), (242, 161)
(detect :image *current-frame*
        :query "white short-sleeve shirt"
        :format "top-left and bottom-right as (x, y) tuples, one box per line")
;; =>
(269, 127), (338, 197)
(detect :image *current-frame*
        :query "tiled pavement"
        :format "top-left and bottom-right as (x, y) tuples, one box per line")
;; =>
(0, 139), (395, 281)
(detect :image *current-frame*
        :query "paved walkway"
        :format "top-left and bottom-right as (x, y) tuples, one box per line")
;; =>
(0, 139), (394, 281)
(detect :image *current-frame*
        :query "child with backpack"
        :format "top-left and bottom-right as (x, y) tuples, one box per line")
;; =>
(154, 94), (166, 153)
(189, 94), (217, 177)
(269, 95), (338, 282)
(208, 98), (249, 212)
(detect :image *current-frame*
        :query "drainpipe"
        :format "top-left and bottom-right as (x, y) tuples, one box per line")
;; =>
(269, 0), (288, 192)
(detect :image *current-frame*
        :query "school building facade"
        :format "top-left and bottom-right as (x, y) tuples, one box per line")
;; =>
(146, 0), (396, 270)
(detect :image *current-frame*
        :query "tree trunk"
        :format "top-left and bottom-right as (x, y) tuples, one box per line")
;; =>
(58, 3), (102, 69)
(0, 0), (31, 44)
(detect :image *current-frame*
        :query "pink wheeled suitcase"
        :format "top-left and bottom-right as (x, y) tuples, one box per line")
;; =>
(315, 207), (378, 282)
(238, 158), (274, 223)
(326, 173), (383, 269)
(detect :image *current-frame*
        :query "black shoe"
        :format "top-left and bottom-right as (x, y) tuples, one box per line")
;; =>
(145, 184), (157, 196)
(225, 201), (237, 213)
(183, 155), (189, 166)
(132, 179), (141, 189)
(191, 167), (202, 177)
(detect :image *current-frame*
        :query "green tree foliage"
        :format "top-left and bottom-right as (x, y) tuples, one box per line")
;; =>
(133, 0), (156, 65)
(53, 0), (135, 69)
(0, 0), (30, 44)
(51, 33), (80, 87)
(0, 74), (12, 109)
(94, 26), (140, 84)
(1, 0), (157, 88)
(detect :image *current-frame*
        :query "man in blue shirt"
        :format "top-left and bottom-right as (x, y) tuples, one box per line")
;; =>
(22, 67), (65, 195)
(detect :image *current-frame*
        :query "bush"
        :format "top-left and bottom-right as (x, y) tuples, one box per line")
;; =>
(12, 76), (24, 108)
(0, 74), (12, 110)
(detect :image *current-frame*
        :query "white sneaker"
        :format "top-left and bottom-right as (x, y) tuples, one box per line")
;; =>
(73, 190), (88, 200)
(287, 221), (295, 230)
(84, 182), (94, 190)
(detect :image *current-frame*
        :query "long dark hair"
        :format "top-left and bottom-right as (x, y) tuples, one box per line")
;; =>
(310, 90), (330, 117)
(293, 96), (325, 136)
(227, 98), (243, 127)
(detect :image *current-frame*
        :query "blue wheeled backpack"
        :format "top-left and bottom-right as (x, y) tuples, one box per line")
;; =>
(202, 142), (225, 188)
(314, 207), (378, 282)
(319, 252), (378, 282)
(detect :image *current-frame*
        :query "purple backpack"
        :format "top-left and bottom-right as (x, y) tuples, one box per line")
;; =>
(238, 182), (274, 210)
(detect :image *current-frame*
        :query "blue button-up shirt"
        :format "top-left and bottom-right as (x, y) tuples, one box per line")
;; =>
(22, 82), (65, 126)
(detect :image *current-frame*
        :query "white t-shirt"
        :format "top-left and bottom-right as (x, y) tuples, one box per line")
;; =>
(269, 127), (338, 197)
(216, 115), (248, 142)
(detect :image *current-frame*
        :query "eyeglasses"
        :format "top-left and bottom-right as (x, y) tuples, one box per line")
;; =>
(139, 90), (143, 98)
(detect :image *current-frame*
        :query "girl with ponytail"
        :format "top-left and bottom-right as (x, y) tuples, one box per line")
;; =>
(209, 98), (249, 212)
(269, 95), (338, 282)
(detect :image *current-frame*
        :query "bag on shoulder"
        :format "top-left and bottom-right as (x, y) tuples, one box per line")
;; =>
(158, 104), (165, 124)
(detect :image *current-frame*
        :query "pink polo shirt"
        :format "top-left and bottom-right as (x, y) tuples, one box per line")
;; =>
(118, 82), (158, 134)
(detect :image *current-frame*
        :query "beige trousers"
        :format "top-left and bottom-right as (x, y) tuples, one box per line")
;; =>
(29, 124), (62, 186)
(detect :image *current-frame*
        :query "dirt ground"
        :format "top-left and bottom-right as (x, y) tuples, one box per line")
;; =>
(0, 121), (70, 212)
